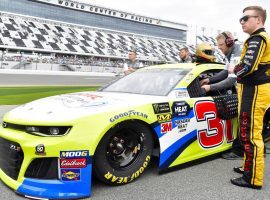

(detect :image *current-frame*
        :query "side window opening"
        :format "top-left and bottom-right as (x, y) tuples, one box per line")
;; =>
(187, 69), (237, 98)
(187, 69), (239, 120)
(187, 69), (221, 98)
(187, 77), (206, 98)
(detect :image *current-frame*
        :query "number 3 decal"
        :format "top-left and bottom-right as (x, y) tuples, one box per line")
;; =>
(194, 100), (233, 149)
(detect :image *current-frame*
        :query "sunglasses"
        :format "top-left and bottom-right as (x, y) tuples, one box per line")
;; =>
(239, 15), (258, 23)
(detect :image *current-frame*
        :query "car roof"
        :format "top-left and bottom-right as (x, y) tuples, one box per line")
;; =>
(141, 62), (224, 71)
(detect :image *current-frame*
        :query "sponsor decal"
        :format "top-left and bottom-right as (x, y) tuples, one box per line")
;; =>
(35, 144), (46, 155)
(104, 155), (150, 184)
(240, 112), (252, 171)
(175, 118), (190, 133)
(152, 102), (170, 114)
(2, 122), (7, 128)
(172, 101), (191, 117)
(185, 73), (194, 82)
(244, 55), (254, 59)
(157, 113), (171, 123)
(58, 94), (107, 108)
(61, 169), (81, 181)
(243, 59), (252, 66)
(250, 41), (259, 44)
(175, 90), (189, 98)
(76, 93), (103, 100)
(161, 122), (172, 134)
(110, 110), (148, 122)
(9, 144), (21, 152)
(60, 158), (87, 168)
(266, 69), (270, 76)
(60, 150), (89, 158)
(246, 50), (255, 54)
(249, 45), (257, 48)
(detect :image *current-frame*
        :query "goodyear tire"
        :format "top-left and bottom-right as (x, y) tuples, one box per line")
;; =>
(93, 121), (153, 185)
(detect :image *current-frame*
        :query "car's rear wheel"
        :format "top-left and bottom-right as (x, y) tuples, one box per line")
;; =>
(93, 121), (153, 185)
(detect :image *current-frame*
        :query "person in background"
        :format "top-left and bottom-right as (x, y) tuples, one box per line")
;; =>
(229, 5), (270, 190)
(178, 46), (193, 63)
(195, 42), (216, 63)
(123, 50), (143, 75)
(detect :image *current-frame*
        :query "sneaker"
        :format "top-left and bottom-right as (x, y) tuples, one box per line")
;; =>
(231, 177), (262, 189)
(233, 166), (244, 174)
(221, 152), (243, 160)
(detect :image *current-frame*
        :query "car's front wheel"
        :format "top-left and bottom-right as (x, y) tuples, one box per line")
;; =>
(93, 121), (153, 185)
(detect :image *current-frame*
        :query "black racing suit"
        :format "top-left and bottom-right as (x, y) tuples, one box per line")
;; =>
(234, 28), (270, 186)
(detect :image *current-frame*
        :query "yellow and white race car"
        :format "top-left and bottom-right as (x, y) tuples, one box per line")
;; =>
(0, 63), (240, 199)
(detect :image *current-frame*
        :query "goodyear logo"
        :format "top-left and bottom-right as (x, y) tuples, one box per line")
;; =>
(60, 150), (89, 158)
(157, 113), (171, 123)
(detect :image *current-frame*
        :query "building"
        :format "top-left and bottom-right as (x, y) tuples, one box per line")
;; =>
(0, 0), (189, 66)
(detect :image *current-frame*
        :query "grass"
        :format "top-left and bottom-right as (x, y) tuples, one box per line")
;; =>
(0, 86), (100, 105)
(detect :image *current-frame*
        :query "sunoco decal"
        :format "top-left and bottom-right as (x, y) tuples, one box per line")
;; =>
(61, 169), (81, 181)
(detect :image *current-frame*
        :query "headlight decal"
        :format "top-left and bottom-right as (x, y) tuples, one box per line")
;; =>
(2, 122), (72, 136)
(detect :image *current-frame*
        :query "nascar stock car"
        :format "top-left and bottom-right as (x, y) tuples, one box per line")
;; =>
(1, 62), (268, 199)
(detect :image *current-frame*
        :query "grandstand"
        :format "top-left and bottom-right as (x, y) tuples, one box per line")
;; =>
(0, 0), (224, 71)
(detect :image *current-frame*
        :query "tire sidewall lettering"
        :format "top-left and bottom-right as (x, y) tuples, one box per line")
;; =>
(103, 155), (151, 184)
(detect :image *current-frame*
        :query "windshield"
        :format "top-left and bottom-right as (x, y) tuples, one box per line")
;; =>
(102, 68), (190, 96)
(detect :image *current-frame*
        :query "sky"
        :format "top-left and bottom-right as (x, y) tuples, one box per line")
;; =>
(79, 0), (270, 44)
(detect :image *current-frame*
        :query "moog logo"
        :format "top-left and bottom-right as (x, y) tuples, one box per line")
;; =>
(60, 150), (89, 158)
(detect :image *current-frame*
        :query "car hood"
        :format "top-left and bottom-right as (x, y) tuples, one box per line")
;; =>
(5, 92), (164, 123)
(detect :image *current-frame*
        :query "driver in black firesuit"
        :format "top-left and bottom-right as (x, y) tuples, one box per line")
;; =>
(229, 5), (270, 189)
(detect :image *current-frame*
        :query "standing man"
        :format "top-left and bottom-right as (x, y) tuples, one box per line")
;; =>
(178, 46), (193, 63)
(123, 50), (143, 75)
(200, 32), (242, 160)
(230, 6), (270, 189)
(201, 32), (242, 160)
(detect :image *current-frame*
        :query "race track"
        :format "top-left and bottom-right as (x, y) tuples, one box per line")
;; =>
(0, 73), (116, 86)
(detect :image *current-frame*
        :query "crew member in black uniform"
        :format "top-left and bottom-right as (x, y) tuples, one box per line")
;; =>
(229, 5), (270, 189)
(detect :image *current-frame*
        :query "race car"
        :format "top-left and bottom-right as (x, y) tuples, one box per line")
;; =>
(0, 63), (241, 199)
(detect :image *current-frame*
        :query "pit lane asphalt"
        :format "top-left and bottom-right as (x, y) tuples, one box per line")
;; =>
(0, 106), (270, 200)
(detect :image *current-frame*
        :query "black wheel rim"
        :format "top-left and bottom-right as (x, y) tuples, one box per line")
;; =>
(106, 128), (143, 169)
